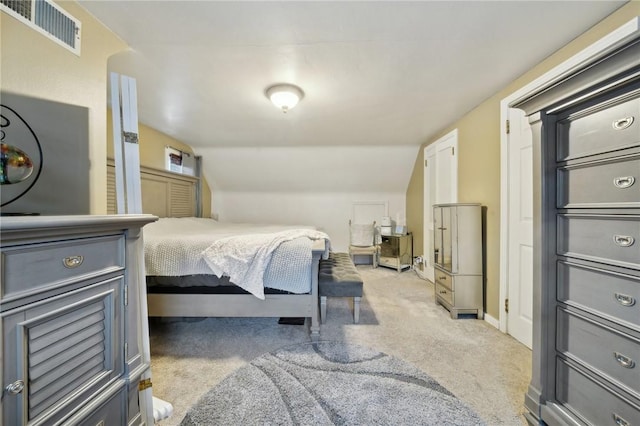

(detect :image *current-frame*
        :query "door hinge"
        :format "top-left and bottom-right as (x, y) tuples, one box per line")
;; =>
(451, 147), (455, 155)
(506, 119), (510, 134)
(425, 159), (428, 167)
(505, 298), (509, 313)
(139, 378), (152, 391)
(124, 284), (128, 306)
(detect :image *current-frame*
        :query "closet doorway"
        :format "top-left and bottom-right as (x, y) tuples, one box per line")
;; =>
(423, 129), (458, 283)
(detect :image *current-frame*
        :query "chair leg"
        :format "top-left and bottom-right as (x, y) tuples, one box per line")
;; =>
(353, 296), (361, 323)
(320, 296), (327, 324)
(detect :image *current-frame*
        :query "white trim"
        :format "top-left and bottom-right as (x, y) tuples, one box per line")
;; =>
(484, 313), (500, 330)
(499, 17), (640, 334)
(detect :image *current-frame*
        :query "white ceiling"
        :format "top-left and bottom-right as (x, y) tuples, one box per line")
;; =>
(80, 1), (626, 192)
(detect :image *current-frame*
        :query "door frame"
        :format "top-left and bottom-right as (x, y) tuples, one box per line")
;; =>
(498, 17), (640, 334)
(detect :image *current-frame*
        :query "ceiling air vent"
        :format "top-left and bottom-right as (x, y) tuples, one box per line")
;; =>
(1, 0), (81, 55)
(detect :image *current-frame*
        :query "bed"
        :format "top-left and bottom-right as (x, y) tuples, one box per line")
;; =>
(107, 161), (330, 339)
(143, 217), (329, 340)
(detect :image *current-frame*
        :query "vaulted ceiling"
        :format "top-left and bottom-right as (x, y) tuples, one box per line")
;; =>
(80, 1), (626, 192)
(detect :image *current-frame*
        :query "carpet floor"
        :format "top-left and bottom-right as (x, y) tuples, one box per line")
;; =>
(180, 341), (485, 425)
(150, 266), (532, 425)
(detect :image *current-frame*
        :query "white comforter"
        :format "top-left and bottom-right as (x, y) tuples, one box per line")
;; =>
(143, 217), (330, 298)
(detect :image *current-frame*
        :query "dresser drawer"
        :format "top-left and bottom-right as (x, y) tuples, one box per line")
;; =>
(557, 215), (640, 269)
(557, 96), (640, 161)
(557, 155), (640, 208)
(2, 235), (125, 301)
(435, 269), (454, 291)
(557, 261), (640, 329)
(557, 308), (640, 393)
(435, 282), (454, 305)
(555, 358), (640, 426)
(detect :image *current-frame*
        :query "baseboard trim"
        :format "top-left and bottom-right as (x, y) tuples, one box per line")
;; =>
(484, 313), (500, 329)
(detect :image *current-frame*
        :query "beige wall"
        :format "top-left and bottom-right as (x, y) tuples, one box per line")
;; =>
(107, 109), (212, 217)
(406, 2), (640, 320)
(1, 2), (127, 214)
(1, 2), (211, 217)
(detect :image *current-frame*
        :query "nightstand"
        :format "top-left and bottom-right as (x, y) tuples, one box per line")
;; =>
(379, 233), (412, 272)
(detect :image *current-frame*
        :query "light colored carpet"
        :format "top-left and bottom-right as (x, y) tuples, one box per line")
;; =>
(180, 341), (485, 425)
(149, 266), (532, 425)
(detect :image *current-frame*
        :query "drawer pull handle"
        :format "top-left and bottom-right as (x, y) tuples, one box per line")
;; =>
(612, 116), (634, 130)
(614, 352), (636, 369)
(5, 380), (24, 395)
(613, 176), (635, 189)
(439, 290), (447, 294)
(613, 235), (635, 247)
(613, 413), (630, 426)
(615, 293), (636, 306)
(63, 255), (84, 268)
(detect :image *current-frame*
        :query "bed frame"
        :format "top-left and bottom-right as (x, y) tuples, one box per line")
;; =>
(107, 161), (322, 340)
(146, 241), (323, 340)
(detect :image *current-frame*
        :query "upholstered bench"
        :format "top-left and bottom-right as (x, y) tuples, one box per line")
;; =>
(318, 252), (364, 324)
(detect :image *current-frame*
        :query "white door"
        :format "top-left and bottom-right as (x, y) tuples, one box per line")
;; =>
(423, 130), (458, 282)
(423, 145), (437, 281)
(435, 131), (458, 204)
(506, 108), (533, 348)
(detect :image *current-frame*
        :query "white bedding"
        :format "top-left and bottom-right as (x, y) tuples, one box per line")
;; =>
(143, 217), (330, 298)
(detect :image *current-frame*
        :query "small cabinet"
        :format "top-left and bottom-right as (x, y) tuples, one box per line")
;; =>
(433, 203), (483, 319)
(1, 215), (156, 426)
(379, 233), (412, 272)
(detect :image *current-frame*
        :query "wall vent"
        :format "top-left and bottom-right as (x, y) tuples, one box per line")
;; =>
(1, 0), (81, 55)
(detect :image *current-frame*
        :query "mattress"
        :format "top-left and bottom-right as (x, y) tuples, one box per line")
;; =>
(143, 217), (330, 298)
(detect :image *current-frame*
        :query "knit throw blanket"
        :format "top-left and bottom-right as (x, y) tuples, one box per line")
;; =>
(202, 229), (330, 299)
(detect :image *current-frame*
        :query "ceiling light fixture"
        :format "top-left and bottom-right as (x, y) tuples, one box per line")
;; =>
(265, 83), (304, 113)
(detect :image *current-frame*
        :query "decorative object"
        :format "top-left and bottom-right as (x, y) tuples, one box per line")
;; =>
(180, 341), (485, 425)
(265, 83), (304, 113)
(0, 92), (90, 215)
(0, 105), (43, 208)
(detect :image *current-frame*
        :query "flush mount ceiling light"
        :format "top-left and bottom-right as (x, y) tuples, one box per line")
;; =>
(265, 83), (304, 113)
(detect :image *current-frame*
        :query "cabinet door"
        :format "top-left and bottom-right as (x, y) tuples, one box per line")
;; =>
(2, 276), (124, 426)
(434, 206), (455, 271)
(434, 207), (444, 267)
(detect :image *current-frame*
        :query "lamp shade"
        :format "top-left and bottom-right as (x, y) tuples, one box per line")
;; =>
(266, 84), (304, 113)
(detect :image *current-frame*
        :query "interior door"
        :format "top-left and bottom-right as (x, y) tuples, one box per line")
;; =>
(423, 130), (458, 282)
(506, 108), (533, 349)
(423, 145), (437, 281)
(435, 133), (458, 204)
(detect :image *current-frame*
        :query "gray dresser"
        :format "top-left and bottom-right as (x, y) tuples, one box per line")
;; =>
(514, 38), (640, 425)
(433, 203), (483, 319)
(1, 215), (157, 425)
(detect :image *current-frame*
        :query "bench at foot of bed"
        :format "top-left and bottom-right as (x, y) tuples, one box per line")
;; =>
(318, 252), (364, 324)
